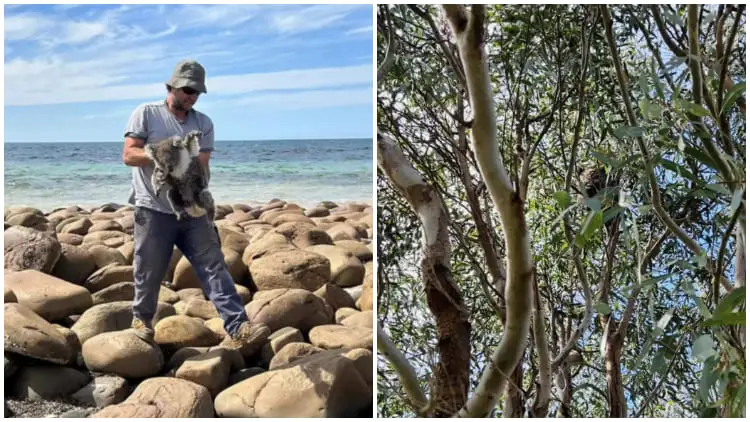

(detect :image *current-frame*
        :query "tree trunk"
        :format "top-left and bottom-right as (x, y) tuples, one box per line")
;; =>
(604, 326), (626, 418)
(377, 132), (472, 416)
(425, 259), (472, 416)
(503, 360), (525, 417)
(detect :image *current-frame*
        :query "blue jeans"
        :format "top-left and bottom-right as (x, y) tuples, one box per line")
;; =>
(132, 206), (248, 336)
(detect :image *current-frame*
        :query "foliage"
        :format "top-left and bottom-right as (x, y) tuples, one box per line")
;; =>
(377, 4), (745, 418)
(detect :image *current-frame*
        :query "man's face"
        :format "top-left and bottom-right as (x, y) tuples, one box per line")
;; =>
(172, 86), (200, 111)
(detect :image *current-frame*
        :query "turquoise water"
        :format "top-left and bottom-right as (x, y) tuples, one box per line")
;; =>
(4, 139), (373, 212)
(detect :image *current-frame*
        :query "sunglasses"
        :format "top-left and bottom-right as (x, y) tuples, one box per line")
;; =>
(181, 87), (200, 96)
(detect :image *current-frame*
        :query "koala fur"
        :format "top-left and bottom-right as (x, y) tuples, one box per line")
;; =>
(144, 130), (215, 221)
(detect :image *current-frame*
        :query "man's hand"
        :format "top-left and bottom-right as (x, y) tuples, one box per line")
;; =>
(122, 137), (154, 167)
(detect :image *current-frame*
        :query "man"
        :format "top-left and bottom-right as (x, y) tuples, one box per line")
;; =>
(122, 59), (268, 357)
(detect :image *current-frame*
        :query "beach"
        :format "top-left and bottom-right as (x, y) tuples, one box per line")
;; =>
(4, 138), (375, 417)
(4, 198), (374, 417)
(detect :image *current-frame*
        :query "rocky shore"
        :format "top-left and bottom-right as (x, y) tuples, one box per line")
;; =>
(4, 199), (373, 418)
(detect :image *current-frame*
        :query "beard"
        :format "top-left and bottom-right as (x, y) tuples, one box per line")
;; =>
(171, 96), (193, 112)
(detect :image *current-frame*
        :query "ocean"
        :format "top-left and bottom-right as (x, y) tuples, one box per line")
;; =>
(4, 139), (373, 212)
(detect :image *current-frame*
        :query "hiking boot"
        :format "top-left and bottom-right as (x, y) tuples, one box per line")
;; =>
(131, 317), (155, 343)
(220, 321), (271, 359)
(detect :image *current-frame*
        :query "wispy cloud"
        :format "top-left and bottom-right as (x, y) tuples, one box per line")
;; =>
(269, 5), (351, 34)
(346, 25), (373, 36)
(167, 4), (260, 29)
(6, 63), (372, 106)
(5, 4), (374, 141)
(232, 88), (373, 110)
(4, 13), (53, 41)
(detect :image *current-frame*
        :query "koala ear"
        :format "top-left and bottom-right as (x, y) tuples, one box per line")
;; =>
(169, 135), (184, 148)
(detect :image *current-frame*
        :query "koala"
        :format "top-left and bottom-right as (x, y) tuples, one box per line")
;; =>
(144, 130), (215, 221)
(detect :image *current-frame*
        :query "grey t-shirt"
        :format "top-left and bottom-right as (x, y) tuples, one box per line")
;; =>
(124, 100), (215, 214)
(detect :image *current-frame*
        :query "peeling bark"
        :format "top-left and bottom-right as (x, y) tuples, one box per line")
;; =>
(377, 132), (472, 417)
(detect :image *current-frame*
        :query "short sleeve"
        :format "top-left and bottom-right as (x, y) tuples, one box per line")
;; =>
(199, 115), (215, 152)
(124, 104), (148, 139)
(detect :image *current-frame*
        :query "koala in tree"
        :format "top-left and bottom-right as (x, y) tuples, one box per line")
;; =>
(144, 130), (215, 221)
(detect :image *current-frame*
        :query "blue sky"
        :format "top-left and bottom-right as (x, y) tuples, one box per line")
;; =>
(4, 4), (374, 142)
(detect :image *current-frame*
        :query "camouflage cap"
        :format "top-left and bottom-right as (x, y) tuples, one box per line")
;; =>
(166, 59), (207, 94)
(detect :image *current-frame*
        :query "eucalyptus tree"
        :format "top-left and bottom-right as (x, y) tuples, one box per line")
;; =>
(377, 4), (745, 418)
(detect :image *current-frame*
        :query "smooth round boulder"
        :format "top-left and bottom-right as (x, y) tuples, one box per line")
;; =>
(246, 289), (333, 334)
(214, 348), (372, 417)
(82, 230), (131, 248)
(154, 315), (222, 351)
(4, 225), (62, 273)
(273, 222), (334, 249)
(84, 264), (135, 293)
(309, 325), (373, 350)
(71, 301), (175, 345)
(340, 310), (373, 329)
(71, 375), (129, 408)
(93, 377), (213, 418)
(12, 365), (90, 400)
(314, 283), (356, 311)
(82, 330), (164, 378)
(4, 303), (75, 365)
(51, 243), (97, 285)
(92, 282), (135, 305)
(249, 250), (330, 291)
(4, 270), (92, 321)
(306, 244), (364, 287)
(87, 244), (127, 268)
(333, 240), (373, 262)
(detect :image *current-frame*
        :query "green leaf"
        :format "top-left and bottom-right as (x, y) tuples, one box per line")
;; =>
(639, 98), (662, 120)
(721, 82), (746, 115)
(681, 279), (712, 318)
(698, 356), (720, 402)
(696, 253), (708, 268)
(613, 125), (645, 139)
(595, 302), (612, 315)
(590, 151), (617, 167)
(550, 204), (576, 228)
(703, 311), (746, 326)
(715, 286), (746, 315)
(692, 334), (716, 362)
(584, 198), (602, 212)
(635, 310), (673, 365)
(705, 183), (731, 196)
(656, 309), (674, 330)
(651, 58), (665, 100)
(684, 146), (719, 171)
(553, 191), (572, 209)
(603, 205), (625, 223)
(659, 158), (699, 182)
(675, 98), (712, 117)
(638, 74), (650, 96)
(729, 189), (743, 215)
(651, 349), (667, 374)
(576, 210), (603, 247)
(639, 273), (674, 290)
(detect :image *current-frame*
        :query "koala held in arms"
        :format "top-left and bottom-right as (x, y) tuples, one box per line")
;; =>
(144, 130), (215, 221)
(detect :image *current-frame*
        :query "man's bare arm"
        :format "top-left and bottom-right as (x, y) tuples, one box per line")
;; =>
(199, 151), (211, 182)
(122, 137), (153, 167)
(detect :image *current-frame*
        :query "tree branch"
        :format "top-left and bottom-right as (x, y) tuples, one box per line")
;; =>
(443, 5), (534, 417)
(600, 5), (709, 266)
(377, 132), (472, 416)
(377, 323), (429, 413)
(377, 5), (397, 84)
